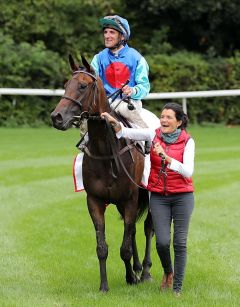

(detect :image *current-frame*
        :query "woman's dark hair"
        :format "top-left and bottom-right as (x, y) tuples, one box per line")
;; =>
(162, 102), (189, 129)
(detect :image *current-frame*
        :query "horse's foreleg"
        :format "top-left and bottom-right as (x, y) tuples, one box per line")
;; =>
(141, 210), (154, 282)
(87, 196), (109, 292)
(132, 225), (142, 277)
(120, 201), (139, 285)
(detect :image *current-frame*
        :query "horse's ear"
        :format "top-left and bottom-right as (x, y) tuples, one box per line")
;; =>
(81, 55), (90, 70)
(81, 55), (95, 75)
(69, 54), (78, 72)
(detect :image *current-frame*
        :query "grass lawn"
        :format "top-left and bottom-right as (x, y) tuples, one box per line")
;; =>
(0, 125), (239, 307)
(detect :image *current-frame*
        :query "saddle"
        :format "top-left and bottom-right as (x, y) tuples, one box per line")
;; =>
(112, 112), (146, 154)
(113, 111), (151, 154)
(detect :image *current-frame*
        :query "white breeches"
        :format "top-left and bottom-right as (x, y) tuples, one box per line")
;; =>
(110, 99), (148, 128)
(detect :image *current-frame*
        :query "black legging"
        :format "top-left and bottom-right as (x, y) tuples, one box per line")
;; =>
(150, 192), (194, 292)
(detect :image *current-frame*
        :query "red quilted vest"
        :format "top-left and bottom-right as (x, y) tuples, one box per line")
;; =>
(147, 129), (194, 195)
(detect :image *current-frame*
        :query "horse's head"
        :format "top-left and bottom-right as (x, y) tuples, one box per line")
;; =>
(51, 54), (107, 130)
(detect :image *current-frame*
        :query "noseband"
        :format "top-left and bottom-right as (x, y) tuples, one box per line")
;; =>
(61, 70), (98, 111)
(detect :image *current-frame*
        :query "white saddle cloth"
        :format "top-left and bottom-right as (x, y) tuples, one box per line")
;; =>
(73, 108), (159, 192)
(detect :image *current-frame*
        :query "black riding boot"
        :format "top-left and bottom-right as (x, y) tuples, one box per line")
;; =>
(76, 132), (89, 151)
(145, 140), (152, 154)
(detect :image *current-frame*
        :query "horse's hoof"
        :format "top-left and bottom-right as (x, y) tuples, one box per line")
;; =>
(126, 273), (139, 285)
(99, 285), (109, 293)
(140, 272), (153, 282)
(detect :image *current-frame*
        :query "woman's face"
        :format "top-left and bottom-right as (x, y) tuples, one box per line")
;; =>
(160, 108), (182, 134)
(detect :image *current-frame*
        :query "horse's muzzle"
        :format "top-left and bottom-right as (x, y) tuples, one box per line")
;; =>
(51, 111), (67, 130)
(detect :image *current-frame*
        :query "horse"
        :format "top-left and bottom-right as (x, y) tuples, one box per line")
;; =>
(51, 55), (153, 292)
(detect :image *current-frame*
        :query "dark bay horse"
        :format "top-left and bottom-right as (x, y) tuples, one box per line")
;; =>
(51, 55), (153, 292)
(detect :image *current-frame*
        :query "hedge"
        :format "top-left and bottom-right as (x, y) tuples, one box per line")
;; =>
(1, 44), (240, 126)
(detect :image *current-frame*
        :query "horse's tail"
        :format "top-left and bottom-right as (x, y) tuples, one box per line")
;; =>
(136, 188), (149, 222)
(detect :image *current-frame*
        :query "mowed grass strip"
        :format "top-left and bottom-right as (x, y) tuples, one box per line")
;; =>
(0, 126), (239, 307)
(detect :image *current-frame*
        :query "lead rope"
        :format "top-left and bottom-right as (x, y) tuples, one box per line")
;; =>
(149, 152), (167, 189)
(159, 153), (167, 176)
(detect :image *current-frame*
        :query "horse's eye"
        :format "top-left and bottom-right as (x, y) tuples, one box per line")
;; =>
(79, 83), (87, 90)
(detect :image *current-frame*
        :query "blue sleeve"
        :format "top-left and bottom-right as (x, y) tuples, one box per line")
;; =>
(131, 57), (150, 100)
(90, 55), (99, 75)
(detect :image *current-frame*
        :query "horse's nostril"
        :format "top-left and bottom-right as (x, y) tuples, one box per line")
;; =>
(51, 112), (62, 123)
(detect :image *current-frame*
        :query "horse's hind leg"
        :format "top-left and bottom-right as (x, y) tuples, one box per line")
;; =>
(141, 210), (154, 282)
(87, 195), (109, 292)
(121, 222), (139, 285)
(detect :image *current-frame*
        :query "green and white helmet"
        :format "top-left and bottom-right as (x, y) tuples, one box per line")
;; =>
(99, 15), (131, 41)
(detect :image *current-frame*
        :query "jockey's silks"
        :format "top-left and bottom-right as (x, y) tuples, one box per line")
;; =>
(91, 44), (150, 100)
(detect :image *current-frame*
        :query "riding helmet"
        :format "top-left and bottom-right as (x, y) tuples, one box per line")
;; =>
(99, 15), (130, 41)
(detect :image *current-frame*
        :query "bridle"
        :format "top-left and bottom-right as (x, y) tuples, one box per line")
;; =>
(61, 70), (98, 118)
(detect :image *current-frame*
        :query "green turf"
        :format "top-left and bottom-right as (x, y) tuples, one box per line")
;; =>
(0, 126), (239, 307)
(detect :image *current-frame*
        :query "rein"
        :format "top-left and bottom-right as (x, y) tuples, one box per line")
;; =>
(110, 117), (146, 189)
(85, 116), (145, 189)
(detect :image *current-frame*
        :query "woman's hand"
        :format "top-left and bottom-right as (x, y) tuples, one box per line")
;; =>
(153, 142), (172, 164)
(101, 112), (116, 124)
(101, 112), (122, 133)
(153, 142), (165, 157)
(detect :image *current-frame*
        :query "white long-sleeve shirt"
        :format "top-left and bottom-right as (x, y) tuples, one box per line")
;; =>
(116, 125), (195, 178)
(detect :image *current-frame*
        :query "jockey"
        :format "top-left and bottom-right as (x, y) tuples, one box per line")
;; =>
(73, 16), (160, 192)
(91, 15), (150, 129)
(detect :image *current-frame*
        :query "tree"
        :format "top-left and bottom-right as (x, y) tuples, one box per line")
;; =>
(127, 0), (240, 56)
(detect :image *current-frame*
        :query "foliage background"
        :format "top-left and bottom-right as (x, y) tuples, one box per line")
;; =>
(0, 0), (240, 126)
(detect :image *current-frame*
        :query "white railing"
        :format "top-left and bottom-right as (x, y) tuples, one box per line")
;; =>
(0, 88), (64, 96)
(1, 88), (240, 113)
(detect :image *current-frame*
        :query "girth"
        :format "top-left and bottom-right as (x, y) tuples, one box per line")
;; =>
(83, 142), (137, 161)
